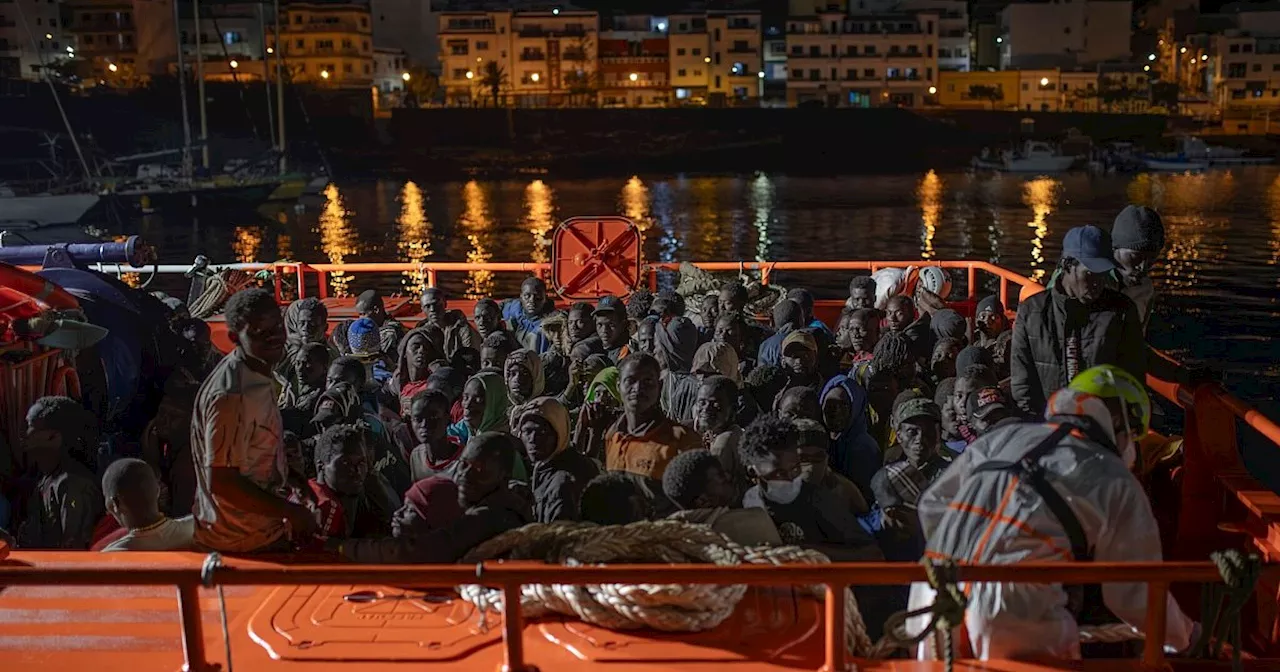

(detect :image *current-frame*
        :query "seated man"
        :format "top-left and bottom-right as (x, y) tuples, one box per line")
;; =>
(504, 277), (562, 354)
(740, 415), (879, 559)
(604, 354), (700, 483)
(407, 390), (465, 482)
(871, 394), (952, 560)
(100, 457), (194, 552)
(419, 288), (480, 360)
(517, 397), (599, 523)
(965, 386), (1017, 437)
(663, 449), (782, 546)
(338, 432), (532, 563)
(581, 472), (653, 526)
(594, 295), (632, 363)
(16, 396), (104, 550)
(793, 419), (869, 514)
(303, 424), (400, 540)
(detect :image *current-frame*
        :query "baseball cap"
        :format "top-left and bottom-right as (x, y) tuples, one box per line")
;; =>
(593, 295), (625, 316)
(1062, 225), (1116, 274)
(966, 386), (1010, 421)
(891, 395), (942, 427)
(781, 330), (817, 355)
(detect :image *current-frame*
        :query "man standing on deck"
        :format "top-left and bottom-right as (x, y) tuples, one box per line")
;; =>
(908, 366), (1195, 660)
(1010, 226), (1145, 416)
(192, 289), (316, 553)
(1109, 205), (1165, 333)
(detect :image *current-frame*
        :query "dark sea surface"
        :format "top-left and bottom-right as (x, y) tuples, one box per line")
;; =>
(118, 168), (1280, 484)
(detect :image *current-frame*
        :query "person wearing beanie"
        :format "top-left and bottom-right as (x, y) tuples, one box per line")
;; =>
(1011, 226), (1145, 416)
(974, 295), (1010, 348)
(1110, 205), (1165, 331)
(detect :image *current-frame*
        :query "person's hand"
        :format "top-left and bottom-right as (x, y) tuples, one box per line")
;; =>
(283, 501), (319, 540)
(881, 506), (912, 531)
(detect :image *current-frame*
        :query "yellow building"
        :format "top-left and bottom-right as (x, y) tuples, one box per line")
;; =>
(273, 0), (373, 88)
(936, 70), (1018, 109)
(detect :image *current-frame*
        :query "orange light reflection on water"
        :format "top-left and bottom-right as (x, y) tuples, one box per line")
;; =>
(318, 183), (357, 297)
(1127, 172), (1230, 301)
(232, 226), (263, 264)
(621, 176), (651, 232)
(691, 178), (721, 260)
(524, 179), (555, 264)
(397, 181), (432, 296)
(1022, 177), (1060, 283)
(917, 170), (942, 261)
(459, 180), (494, 299)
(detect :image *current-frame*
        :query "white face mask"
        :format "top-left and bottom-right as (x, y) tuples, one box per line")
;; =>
(762, 477), (803, 505)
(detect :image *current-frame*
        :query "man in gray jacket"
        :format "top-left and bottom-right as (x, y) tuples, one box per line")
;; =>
(1011, 225), (1146, 416)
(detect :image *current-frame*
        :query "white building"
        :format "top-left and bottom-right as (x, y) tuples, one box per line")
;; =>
(1000, 0), (1133, 69)
(370, 0), (436, 73)
(177, 2), (267, 81)
(373, 46), (408, 92)
(786, 9), (939, 107)
(668, 12), (713, 103)
(1210, 31), (1280, 111)
(0, 0), (67, 79)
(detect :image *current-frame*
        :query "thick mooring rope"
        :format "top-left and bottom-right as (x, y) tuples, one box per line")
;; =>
(456, 519), (874, 655)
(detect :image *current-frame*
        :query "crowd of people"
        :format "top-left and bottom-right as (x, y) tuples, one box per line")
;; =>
(0, 204), (1197, 660)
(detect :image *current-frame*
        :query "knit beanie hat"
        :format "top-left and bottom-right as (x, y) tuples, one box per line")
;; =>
(976, 295), (1005, 316)
(930, 309), (967, 341)
(956, 344), (995, 374)
(1112, 205), (1165, 253)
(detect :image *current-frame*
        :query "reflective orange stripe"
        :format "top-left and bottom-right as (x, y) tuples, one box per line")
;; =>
(970, 479), (1018, 561)
(956, 477), (1075, 561)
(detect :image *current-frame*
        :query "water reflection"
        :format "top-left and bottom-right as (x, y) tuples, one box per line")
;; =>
(232, 226), (263, 264)
(621, 176), (653, 231)
(318, 183), (357, 297)
(751, 174), (774, 263)
(524, 180), (555, 264)
(1022, 177), (1059, 282)
(1127, 171), (1237, 213)
(397, 181), (432, 296)
(917, 170), (942, 260)
(459, 180), (495, 299)
(691, 178), (721, 260)
(277, 234), (293, 261)
(1128, 172), (1232, 299)
(1267, 175), (1280, 278)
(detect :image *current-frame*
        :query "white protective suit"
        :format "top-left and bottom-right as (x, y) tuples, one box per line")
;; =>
(907, 389), (1194, 660)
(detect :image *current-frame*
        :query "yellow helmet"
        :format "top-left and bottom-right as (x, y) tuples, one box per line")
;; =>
(1067, 365), (1150, 438)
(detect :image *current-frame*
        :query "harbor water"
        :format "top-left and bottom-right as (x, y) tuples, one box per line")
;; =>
(118, 167), (1280, 482)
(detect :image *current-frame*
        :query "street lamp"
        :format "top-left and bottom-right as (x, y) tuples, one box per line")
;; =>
(1143, 65), (1150, 71)
(1180, 47), (1187, 54)
(320, 69), (330, 79)
(465, 70), (474, 79)
(66, 46), (74, 53)
(757, 71), (765, 78)
(44, 33), (52, 40)
(1148, 53), (1156, 61)
(229, 59), (239, 69)
(704, 56), (711, 63)
(267, 47), (274, 54)
(531, 72), (540, 82)
(108, 63), (118, 72)
(996, 37), (1003, 43)
(928, 85), (937, 94)
(402, 71), (411, 81)
(629, 72), (638, 81)
(1040, 77), (1049, 86)
(1201, 54), (1208, 61)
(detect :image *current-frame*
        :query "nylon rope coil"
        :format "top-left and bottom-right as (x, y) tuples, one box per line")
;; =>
(455, 519), (874, 656)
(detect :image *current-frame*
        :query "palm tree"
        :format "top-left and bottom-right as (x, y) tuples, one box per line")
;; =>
(967, 84), (1004, 110)
(481, 61), (507, 108)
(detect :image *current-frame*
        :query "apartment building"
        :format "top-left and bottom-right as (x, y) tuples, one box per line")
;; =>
(1211, 31), (1280, 111)
(1000, 0), (1133, 69)
(372, 46), (407, 92)
(437, 9), (598, 107)
(785, 10), (939, 107)
(0, 0), (67, 79)
(857, 0), (969, 71)
(272, 0), (374, 87)
(177, 1), (269, 82)
(62, 0), (174, 81)
(938, 67), (1148, 111)
(706, 11), (763, 105)
(598, 14), (668, 108)
(668, 12), (713, 103)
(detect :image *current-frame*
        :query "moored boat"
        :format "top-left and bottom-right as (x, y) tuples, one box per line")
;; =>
(971, 141), (1077, 173)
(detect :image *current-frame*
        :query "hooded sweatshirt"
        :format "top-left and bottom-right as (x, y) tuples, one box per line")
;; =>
(820, 375), (883, 505)
(517, 397), (600, 523)
(656, 316), (702, 424)
(447, 371), (526, 481)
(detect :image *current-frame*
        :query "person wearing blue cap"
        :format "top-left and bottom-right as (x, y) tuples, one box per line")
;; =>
(1010, 225), (1146, 416)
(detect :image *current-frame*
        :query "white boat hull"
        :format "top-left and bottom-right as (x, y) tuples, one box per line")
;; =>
(972, 156), (1076, 173)
(0, 193), (101, 226)
(1143, 158), (1209, 172)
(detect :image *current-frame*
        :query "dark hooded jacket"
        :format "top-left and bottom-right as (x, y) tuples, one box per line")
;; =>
(1011, 279), (1146, 416)
(341, 486), (533, 563)
(656, 316), (702, 424)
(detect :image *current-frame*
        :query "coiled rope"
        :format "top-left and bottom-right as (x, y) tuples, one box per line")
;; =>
(873, 559), (968, 671)
(189, 269), (255, 320)
(456, 519), (874, 655)
(1190, 549), (1261, 672)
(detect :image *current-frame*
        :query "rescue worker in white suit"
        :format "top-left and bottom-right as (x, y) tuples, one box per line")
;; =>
(908, 364), (1196, 660)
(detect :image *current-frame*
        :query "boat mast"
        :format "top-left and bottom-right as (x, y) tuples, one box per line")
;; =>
(258, 1), (276, 151)
(273, 0), (287, 173)
(14, 1), (92, 182)
(173, 0), (193, 178)
(193, 0), (210, 170)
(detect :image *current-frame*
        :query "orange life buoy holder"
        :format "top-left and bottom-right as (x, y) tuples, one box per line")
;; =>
(0, 262), (79, 311)
(550, 217), (643, 300)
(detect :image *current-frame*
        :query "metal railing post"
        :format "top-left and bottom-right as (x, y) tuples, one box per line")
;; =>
(820, 583), (847, 672)
(966, 264), (976, 302)
(500, 582), (534, 672)
(426, 268), (438, 289)
(1142, 581), (1169, 668)
(176, 583), (210, 672)
(295, 263), (306, 299)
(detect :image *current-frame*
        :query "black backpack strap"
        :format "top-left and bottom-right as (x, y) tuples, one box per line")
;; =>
(970, 424), (1091, 561)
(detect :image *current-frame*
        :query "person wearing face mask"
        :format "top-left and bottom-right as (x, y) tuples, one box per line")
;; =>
(739, 415), (878, 558)
(793, 419), (868, 514)
(1011, 226), (1146, 417)
(908, 365), (1195, 661)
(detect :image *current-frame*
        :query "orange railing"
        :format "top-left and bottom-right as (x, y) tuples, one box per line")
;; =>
(0, 556), (1269, 672)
